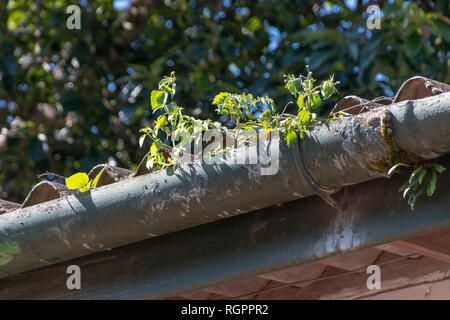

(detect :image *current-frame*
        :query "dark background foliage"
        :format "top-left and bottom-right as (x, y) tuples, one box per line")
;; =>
(0, 0), (449, 202)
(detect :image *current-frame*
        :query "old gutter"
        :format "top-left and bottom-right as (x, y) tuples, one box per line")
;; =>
(0, 92), (449, 277)
(1, 155), (449, 299)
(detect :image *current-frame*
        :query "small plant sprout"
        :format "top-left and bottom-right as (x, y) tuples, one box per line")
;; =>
(388, 162), (446, 210)
(282, 67), (339, 143)
(65, 167), (105, 192)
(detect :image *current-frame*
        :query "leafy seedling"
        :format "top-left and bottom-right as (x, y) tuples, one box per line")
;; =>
(389, 162), (446, 210)
(65, 167), (105, 192)
(140, 70), (340, 173)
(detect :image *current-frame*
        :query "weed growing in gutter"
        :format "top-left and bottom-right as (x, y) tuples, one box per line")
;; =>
(139, 68), (341, 172)
(388, 162), (446, 210)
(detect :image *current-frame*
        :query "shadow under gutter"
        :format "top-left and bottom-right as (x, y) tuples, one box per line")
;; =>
(0, 154), (449, 299)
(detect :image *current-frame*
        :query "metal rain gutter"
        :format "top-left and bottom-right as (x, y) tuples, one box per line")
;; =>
(1, 155), (449, 299)
(0, 92), (449, 277)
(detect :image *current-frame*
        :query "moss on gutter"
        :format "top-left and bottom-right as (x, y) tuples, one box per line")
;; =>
(0, 242), (21, 266)
(370, 112), (424, 171)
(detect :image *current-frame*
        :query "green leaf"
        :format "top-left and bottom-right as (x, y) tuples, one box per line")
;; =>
(212, 92), (229, 105)
(388, 163), (408, 175)
(320, 78), (336, 99)
(65, 173), (89, 190)
(160, 84), (173, 97)
(427, 170), (438, 196)
(418, 168), (427, 184)
(296, 94), (305, 109)
(139, 135), (146, 148)
(82, 181), (92, 192)
(321, 81), (330, 98)
(284, 75), (302, 97)
(151, 90), (165, 112)
(297, 108), (311, 124)
(399, 181), (409, 192)
(156, 114), (168, 127)
(150, 141), (160, 156)
(409, 166), (424, 184)
(431, 163), (446, 173)
(310, 92), (322, 109)
(407, 194), (417, 210)
(91, 168), (105, 189)
(146, 156), (155, 170)
(286, 130), (297, 147)
(403, 186), (411, 199)
(172, 126), (182, 139)
(261, 109), (271, 117)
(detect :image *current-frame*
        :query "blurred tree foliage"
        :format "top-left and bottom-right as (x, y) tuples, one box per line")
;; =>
(0, 0), (449, 202)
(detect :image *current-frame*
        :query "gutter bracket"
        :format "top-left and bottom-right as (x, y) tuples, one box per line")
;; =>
(293, 135), (344, 213)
